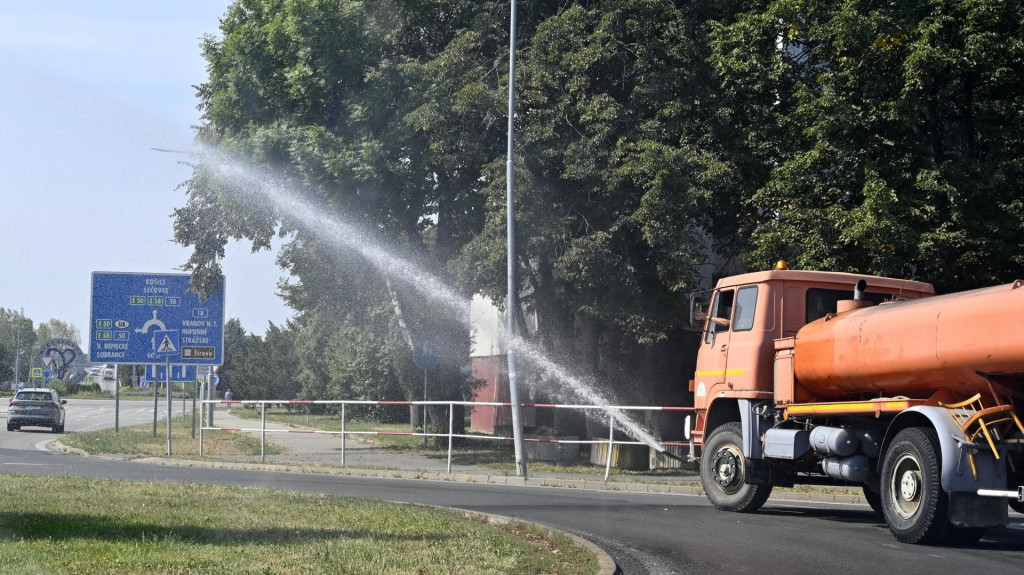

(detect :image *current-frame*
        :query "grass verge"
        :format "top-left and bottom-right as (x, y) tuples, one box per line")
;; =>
(60, 415), (280, 458)
(0, 474), (598, 575)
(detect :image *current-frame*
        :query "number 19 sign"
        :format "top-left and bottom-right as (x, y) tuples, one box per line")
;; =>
(90, 272), (225, 365)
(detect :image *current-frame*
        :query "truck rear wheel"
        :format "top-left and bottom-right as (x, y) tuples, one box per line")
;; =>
(701, 422), (772, 512)
(881, 427), (947, 544)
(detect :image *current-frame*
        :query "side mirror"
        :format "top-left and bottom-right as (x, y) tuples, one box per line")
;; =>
(61, 400), (67, 405)
(688, 291), (711, 330)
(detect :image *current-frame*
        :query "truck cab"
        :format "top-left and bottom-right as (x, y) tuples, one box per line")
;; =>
(690, 268), (933, 446)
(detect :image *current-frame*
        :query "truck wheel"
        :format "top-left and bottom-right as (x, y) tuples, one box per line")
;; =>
(862, 486), (883, 516)
(881, 427), (947, 544)
(701, 422), (772, 512)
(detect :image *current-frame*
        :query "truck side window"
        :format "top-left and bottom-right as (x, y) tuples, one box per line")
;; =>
(705, 289), (735, 344)
(733, 286), (758, 331)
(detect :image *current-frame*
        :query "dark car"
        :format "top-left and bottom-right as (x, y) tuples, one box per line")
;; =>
(7, 388), (66, 433)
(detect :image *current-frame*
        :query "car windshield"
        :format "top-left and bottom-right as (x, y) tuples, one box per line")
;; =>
(16, 392), (53, 402)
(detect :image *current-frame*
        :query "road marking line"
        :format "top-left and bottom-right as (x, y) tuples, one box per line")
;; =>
(2, 463), (51, 466)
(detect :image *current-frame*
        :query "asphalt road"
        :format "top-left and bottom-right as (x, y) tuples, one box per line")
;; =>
(2, 400), (1022, 574)
(0, 397), (187, 451)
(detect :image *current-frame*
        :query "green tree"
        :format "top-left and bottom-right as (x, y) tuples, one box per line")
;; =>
(455, 1), (733, 422)
(35, 318), (81, 347)
(0, 308), (36, 385)
(708, 0), (1024, 292)
(173, 0), (537, 435)
(218, 318), (302, 402)
(219, 318), (250, 399)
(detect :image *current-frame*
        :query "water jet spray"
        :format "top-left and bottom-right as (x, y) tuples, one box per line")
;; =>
(177, 145), (668, 453)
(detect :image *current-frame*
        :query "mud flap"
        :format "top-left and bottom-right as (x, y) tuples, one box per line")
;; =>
(948, 492), (1008, 528)
(745, 458), (774, 486)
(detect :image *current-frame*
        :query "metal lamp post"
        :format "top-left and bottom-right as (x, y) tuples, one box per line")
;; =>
(506, 0), (527, 478)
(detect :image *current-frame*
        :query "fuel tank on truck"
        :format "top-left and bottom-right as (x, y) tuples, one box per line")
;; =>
(793, 280), (1024, 401)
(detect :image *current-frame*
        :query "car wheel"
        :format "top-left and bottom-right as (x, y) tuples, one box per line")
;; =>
(700, 422), (773, 512)
(6, 423), (13, 432)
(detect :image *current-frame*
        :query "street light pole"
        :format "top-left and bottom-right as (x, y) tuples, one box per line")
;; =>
(506, 0), (527, 478)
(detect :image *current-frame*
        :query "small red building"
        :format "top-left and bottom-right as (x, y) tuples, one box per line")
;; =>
(468, 296), (535, 435)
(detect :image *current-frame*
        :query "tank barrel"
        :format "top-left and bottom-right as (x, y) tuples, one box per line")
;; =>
(795, 282), (1024, 400)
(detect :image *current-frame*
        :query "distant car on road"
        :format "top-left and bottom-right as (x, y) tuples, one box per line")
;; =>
(102, 368), (115, 380)
(89, 367), (100, 376)
(7, 388), (66, 433)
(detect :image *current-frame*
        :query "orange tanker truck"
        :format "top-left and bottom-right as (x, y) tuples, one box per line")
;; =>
(688, 263), (1024, 544)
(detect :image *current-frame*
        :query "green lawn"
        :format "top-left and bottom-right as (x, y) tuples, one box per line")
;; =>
(61, 415), (281, 458)
(0, 474), (598, 575)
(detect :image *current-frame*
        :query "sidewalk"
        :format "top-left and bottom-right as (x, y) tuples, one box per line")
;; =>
(172, 409), (873, 505)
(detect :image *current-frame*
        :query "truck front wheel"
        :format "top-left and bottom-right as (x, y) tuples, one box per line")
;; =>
(881, 427), (947, 544)
(701, 422), (772, 512)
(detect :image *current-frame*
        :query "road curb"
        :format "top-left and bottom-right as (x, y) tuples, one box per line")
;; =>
(50, 439), (88, 456)
(444, 508), (617, 575)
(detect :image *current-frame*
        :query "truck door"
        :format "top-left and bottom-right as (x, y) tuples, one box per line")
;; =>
(723, 285), (762, 392)
(694, 288), (734, 404)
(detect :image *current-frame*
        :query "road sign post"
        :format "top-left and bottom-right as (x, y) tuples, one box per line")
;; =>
(153, 368), (159, 437)
(166, 356), (172, 455)
(154, 329), (179, 456)
(413, 342), (440, 448)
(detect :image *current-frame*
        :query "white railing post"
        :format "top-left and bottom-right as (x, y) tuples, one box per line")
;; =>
(604, 412), (615, 481)
(341, 403), (347, 467)
(261, 401), (266, 463)
(447, 402), (454, 474)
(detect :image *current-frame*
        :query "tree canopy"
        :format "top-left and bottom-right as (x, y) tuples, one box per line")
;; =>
(175, 0), (1024, 428)
(0, 308), (36, 384)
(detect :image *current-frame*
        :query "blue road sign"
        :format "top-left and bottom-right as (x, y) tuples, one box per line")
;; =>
(413, 341), (440, 371)
(90, 272), (225, 365)
(146, 364), (197, 382)
(43, 369), (52, 380)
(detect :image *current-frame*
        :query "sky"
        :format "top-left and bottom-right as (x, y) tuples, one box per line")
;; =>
(0, 1), (295, 344)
